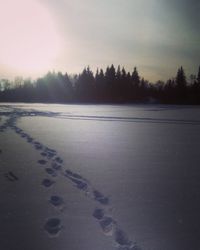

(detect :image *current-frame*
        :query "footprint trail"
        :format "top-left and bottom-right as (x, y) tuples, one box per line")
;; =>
(0, 107), (141, 250)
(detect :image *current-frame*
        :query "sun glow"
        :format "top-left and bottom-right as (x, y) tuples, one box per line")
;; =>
(0, 0), (61, 76)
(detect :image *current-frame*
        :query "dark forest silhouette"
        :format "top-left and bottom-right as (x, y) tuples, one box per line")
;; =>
(0, 65), (200, 104)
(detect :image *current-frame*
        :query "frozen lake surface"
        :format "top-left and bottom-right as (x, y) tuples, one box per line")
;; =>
(0, 103), (200, 250)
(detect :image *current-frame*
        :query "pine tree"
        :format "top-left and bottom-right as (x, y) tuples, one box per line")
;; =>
(95, 68), (99, 81)
(176, 66), (187, 88)
(175, 66), (187, 102)
(99, 69), (105, 81)
(116, 65), (121, 82)
(132, 67), (140, 87)
(95, 69), (105, 84)
(105, 64), (116, 83)
(75, 66), (95, 101)
(121, 67), (127, 80)
(197, 66), (200, 85)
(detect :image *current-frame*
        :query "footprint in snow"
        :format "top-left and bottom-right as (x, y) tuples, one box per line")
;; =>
(33, 141), (43, 150)
(65, 175), (88, 190)
(41, 152), (47, 157)
(49, 195), (65, 211)
(4, 171), (18, 182)
(44, 218), (62, 237)
(38, 159), (47, 165)
(65, 169), (84, 180)
(54, 157), (63, 164)
(44, 149), (56, 158)
(93, 190), (109, 205)
(45, 168), (57, 177)
(15, 128), (22, 134)
(47, 152), (56, 158)
(51, 162), (62, 171)
(26, 137), (33, 143)
(99, 216), (115, 236)
(114, 228), (133, 248)
(45, 147), (56, 153)
(20, 133), (27, 138)
(93, 208), (104, 220)
(35, 144), (43, 150)
(42, 178), (55, 187)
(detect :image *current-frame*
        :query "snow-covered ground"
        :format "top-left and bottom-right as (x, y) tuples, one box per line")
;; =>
(0, 103), (200, 250)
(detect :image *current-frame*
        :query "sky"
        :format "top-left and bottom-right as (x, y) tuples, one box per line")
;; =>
(0, 0), (199, 82)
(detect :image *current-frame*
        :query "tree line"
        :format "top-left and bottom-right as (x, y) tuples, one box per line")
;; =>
(0, 65), (200, 104)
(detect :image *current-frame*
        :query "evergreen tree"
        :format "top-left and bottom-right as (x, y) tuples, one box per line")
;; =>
(116, 65), (121, 82)
(95, 68), (99, 81)
(105, 65), (116, 101)
(121, 67), (127, 81)
(75, 66), (95, 102)
(131, 67), (140, 100)
(197, 66), (200, 85)
(175, 66), (187, 102)
(105, 64), (116, 83)
(96, 69), (106, 101)
(99, 69), (105, 82)
(131, 67), (140, 87)
(176, 66), (187, 88)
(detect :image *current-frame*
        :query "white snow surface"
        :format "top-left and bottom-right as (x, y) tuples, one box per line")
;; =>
(0, 103), (200, 250)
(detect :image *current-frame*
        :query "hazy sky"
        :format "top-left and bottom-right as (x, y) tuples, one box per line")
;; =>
(0, 0), (199, 81)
